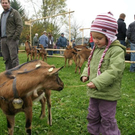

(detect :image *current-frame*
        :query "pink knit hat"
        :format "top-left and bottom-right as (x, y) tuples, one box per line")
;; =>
(91, 12), (118, 42)
(88, 12), (118, 76)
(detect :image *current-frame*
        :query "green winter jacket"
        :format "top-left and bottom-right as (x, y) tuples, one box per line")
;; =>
(0, 8), (23, 40)
(81, 40), (126, 101)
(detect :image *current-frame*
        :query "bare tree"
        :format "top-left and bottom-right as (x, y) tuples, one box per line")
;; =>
(29, 0), (38, 19)
(26, 0), (68, 40)
(65, 19), (82, 42)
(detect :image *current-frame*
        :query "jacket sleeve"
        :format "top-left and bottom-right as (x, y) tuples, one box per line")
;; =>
(13, 10), (23, 40)
(58, 37), (62, 46)
(0, 16), (2, 38)
(65, 38), (67, 45)
(122, 23), (127, 38)
(45, 37), (48, 44)
(91, 48), (125, 91)
(35, 37), (38, 43)
(80, 63), (89, 81)
(126, 25), (131, 39)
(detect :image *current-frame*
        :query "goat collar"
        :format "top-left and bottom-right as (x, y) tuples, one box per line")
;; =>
(12, 77), (24, 109)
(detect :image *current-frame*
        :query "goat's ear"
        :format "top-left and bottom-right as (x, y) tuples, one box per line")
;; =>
(73, 47), (78, 51)
(48, 66), (63, 75)
(72, 51), (77, 54)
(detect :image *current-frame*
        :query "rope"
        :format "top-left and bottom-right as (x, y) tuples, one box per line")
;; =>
(65, 84), (86, 88)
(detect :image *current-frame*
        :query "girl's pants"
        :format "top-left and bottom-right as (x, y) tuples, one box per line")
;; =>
(87, 98), (121, 135)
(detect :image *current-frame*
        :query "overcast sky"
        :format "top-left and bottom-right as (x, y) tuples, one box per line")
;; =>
(0, 0), (134, 37)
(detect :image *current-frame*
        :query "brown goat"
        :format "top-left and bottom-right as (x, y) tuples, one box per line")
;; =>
(74, 44), (88, 49)
(25, 41), (38, 61)
(75, 48), (91, 74)
(25, 40), (31, 62)
(38, 44), (47, 61)
(63, 46), (77, 67)
(0, 60), (64, 135)
(30, 46), (38, 60)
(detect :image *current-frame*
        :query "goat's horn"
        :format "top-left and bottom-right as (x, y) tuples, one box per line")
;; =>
(36, 63), (41, 68)
(48, 67), (54, 72)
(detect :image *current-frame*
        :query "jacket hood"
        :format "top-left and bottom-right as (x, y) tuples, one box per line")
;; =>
(111, 40), (126, 55)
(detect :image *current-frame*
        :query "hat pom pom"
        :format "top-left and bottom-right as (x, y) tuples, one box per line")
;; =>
(108, 11), (113, 16)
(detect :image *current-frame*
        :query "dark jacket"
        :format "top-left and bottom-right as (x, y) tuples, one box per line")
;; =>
(58, 36), (67, 47)
(126, 21), (135, 44)
(33, 35), (38, 46)
(0, 8), (23, 40)
(39, 34), (48, 48)
(116, 18), (126, 40)
(48, 36), (54, 48)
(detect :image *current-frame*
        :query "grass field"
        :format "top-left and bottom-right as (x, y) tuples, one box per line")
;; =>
(0, 53), (135, 135)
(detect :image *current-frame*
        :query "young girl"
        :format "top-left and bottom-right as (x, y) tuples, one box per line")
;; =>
(81, 12), (126, 135)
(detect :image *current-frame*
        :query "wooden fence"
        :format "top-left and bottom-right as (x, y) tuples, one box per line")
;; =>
(18, 49), (135, 63)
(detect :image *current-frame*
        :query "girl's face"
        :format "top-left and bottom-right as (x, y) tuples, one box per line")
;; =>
(91, 32), (108, 48)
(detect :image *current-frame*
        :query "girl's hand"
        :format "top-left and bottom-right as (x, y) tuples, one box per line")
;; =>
(82, 76), (88, 82)
(87, 82), (96, 89)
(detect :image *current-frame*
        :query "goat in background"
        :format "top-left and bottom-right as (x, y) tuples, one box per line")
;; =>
(38, 44), (47, 61)
(75, 47), (91, 74)
(64, 46), (77, 67)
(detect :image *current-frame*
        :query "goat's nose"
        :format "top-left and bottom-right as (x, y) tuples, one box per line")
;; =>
(58, 86), (64, 91)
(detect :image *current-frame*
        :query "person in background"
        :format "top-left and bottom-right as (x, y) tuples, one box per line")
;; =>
(57, 33), (67, 55)
(53, 39), (57, 54)
(126, 15), (135, 72)
(67, 39), (69, 46)
(84, 38), (88, 46)
(0, 40), (2, 57)
(89, 21), (94, 49)
(72, 40), (76, 48)
(47, 33), (54, 55)
(0, 0), (23, 70)
(39, 31), (48, 49)
(81, 12), (125, 135)
(33, 33), (39, 47)
(116, 13), (127, 46)
(89, 32), (94, 49)
(56, 38), (60, 54)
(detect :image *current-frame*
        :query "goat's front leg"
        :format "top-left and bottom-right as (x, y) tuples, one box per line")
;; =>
(34, 52), (37, 60)
(38, 53), (40, 60)
(42, 54), (44, 61)
(39, 96), (46, 119)
(45, 54), (47, 61)
(64, 58), (67, 67)
(6, 115), (15, 135)
(30, 54), (33, 61)
(78, 58), (85, 74)
(25, 107), (32, 135)
(45, 90), (52, 126)
(75, 58), (79, 73)
(27, 53), (29, 62)
(68, 59), (72, 66)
